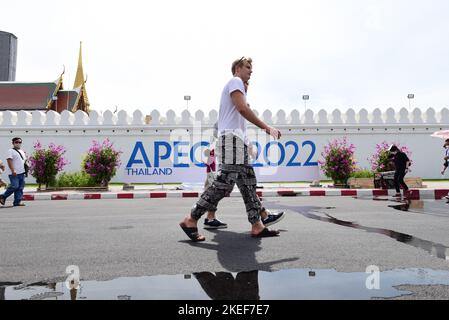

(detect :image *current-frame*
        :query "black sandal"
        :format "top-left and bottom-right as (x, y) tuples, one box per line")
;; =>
(180, 223), (206, 242)
(251, 228), (280, 238)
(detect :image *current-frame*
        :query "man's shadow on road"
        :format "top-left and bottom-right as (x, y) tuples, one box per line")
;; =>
(179, 229), (298, 300)
(180, 229), (298, 272)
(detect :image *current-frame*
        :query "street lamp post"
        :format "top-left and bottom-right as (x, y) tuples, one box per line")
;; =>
(184, 95), (191, 110)
(302, 95), (309, 113)
(407, 94), (414, 110)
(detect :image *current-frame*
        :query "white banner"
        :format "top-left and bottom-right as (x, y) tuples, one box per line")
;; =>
(122, 138), (320, 183)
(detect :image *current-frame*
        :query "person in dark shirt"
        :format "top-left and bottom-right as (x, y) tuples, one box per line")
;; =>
(388, 145), (411, 197)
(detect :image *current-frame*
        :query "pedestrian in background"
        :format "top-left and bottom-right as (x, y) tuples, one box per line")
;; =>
(440, 139), (449, 176)
(0, 137), (28, 207)
(0, 160), (8, 188)
(202, 122), (228, 229)
(388, 145), (411, 198)
(440, 139), (449, 201)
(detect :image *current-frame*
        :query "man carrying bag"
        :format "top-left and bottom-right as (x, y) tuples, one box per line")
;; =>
(0, 137), (28, 207)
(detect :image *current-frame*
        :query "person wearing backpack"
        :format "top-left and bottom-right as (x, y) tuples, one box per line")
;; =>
(0, 137), (28, 207)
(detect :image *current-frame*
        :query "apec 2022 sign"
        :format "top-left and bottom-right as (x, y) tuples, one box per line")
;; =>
(123, 139), (320, 183)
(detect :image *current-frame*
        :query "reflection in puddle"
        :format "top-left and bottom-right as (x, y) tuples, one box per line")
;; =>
(29, 291), (64, 300)
(390, 200), (424, 211)
(264, 202), (449, 262)
(388, 199), (449, 217)
(194, 271), (260, 300)
(3, 268), (449, 300)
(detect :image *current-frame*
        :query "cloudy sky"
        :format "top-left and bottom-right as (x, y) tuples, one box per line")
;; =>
(1, 0), (449, 115)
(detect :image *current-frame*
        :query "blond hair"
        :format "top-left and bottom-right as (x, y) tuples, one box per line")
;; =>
(231, 57), (252, 75)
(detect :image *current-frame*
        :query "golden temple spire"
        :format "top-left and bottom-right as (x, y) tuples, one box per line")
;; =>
(72, 41), (90, 113)
(74, 42), (85, 89)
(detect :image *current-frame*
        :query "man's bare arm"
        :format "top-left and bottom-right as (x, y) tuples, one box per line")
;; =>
(232, 91), (267, 129)
(7, 158), (16, 175)
(231, 91), (281, 139)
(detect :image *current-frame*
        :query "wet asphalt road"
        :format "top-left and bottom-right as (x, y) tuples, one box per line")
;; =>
(1, 196), (449, 299)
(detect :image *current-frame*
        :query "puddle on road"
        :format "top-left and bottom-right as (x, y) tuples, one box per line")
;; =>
(2, 268), (449, 300)
(264, 202), (449, 262)
(388, 200), (449, 217)
(360, 195), (449, 209)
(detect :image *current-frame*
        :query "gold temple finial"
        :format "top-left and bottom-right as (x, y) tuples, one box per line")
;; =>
(72, 41), (90, 113)
(74, 42), (85, 89)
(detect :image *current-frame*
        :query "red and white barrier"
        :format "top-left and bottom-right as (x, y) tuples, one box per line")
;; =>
(19, 189), (449, 201)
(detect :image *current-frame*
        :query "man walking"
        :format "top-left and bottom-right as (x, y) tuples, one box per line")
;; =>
(0, 137), (28, 207)
(179, 57), (282, 241)
(388, 145), (411, 198)
(202, 83), (285, 230)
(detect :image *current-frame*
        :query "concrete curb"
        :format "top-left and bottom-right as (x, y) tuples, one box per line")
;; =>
(20, 189), (449, 201)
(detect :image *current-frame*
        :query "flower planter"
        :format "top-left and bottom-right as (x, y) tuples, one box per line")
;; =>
(30, 142), (69, 190)
(404, 177), (425, 188)
(348, 176), (425, 189)
(332, 182), (350, 189)
(348, 178), (375, 189)
(319, 137), (357, 189)
(83, 139), (122, 188)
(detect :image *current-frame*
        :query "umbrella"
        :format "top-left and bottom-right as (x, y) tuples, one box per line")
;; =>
(431, 130), (449, 139)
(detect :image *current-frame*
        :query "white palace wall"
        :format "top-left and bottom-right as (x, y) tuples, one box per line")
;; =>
(0, 107), (448, 182)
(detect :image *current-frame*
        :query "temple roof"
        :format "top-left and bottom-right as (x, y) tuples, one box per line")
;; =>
(0, 77), (61, 110)
(55, 89), (80, 113)
(0, 42), (90, 113)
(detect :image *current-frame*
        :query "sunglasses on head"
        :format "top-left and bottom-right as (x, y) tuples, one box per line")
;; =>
(238, 56), (251, 65)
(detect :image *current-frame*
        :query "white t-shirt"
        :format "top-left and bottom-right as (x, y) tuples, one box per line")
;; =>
(217, 77), (248, 144)
(6, 148), (26, 175)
